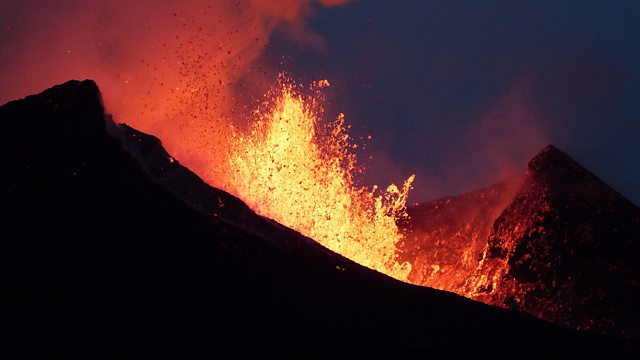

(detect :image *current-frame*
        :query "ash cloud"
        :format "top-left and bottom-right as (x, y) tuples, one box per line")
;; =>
(361, 78), (548, 203)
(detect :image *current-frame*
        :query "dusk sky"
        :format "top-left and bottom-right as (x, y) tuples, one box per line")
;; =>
(2, 0), (638, 204)
(266, 0), (640, 204)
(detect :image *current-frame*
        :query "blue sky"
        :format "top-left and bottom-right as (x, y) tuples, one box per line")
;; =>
(261, 1), (640, 203)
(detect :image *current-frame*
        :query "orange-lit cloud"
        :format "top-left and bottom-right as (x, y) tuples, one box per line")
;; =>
(0, 0), (349, 186)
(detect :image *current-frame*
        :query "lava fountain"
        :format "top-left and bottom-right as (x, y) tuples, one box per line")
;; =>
(220, 76), (414, 280)
(0, 0), (414, 281)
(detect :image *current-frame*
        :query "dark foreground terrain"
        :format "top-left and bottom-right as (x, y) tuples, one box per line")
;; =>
(1, 80), (637, 358)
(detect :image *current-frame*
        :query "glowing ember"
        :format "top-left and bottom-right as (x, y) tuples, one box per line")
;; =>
(223, 77), (414, 280)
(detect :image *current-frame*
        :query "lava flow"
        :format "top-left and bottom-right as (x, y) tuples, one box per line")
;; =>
(220, 77), (414, 280)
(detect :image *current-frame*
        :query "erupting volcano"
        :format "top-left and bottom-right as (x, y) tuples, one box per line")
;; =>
(2, 0), (639, 357)
(109, 72), (640, 338)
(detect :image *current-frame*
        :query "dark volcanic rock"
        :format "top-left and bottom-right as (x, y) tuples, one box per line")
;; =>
(463, 145), (640, 338)
(1, 81), (636, 357)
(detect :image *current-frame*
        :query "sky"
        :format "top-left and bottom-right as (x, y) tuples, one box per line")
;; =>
(263, 0), (640, 204)
(1, 0), (638, 204)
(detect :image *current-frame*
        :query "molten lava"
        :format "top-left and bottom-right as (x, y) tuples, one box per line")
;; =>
(223, 78), (414, 280)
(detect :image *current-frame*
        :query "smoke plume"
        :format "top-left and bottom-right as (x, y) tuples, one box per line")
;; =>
(0, 0), (348, 185)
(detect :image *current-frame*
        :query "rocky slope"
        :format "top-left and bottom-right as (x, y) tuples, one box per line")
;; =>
(401, 145), (640, 338)
(465, 146), (640, 338)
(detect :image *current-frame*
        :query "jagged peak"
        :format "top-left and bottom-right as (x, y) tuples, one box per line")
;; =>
(529, 144), (574, 169)
(38, 79), (102, 108)
(0, 79), (107, 141)
(526, 144), (593, 183)
(1, 79), (102, 111)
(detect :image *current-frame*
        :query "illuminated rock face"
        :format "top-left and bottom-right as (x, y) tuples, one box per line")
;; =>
(398, 177), (522, 292)
(403, 145), (640, 338)
(466, 145), (640, 338)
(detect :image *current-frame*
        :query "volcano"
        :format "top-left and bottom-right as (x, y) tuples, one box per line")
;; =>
(400, 146), (640, 338)
(1, 80), (638, 357)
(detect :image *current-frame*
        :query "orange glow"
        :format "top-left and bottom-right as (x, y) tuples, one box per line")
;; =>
(221, 77), (414, 280)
